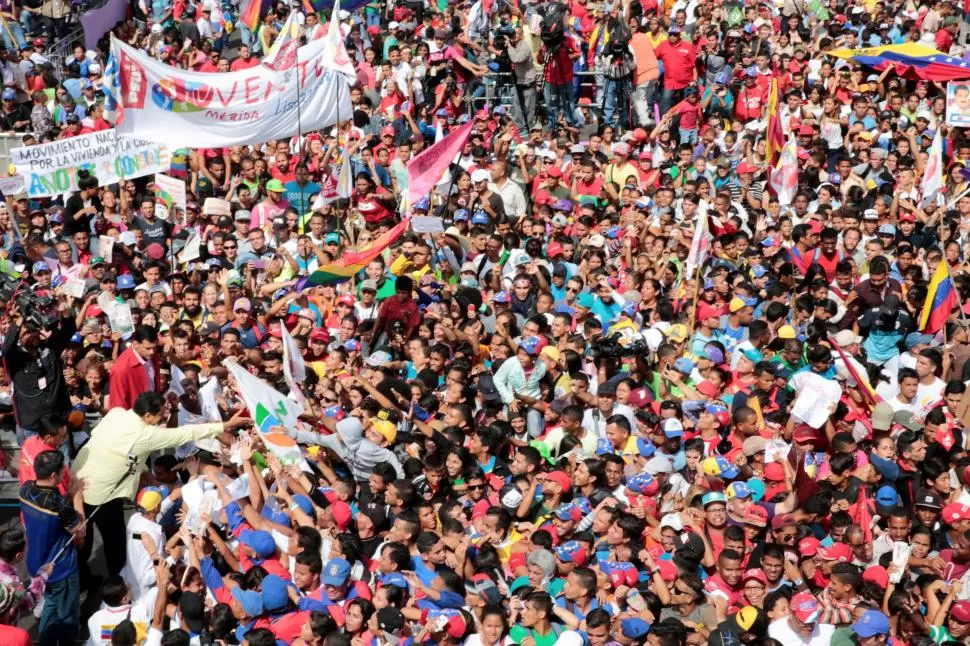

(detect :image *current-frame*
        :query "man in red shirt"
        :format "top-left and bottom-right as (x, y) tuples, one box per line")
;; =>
(936, 16), (959, 52)
(230, 45), (260, 71)
(19, 417), (71, 495)
(734, 69), (768, 122)
(653, 25), (696, 114)
(538, 36), (580, 129)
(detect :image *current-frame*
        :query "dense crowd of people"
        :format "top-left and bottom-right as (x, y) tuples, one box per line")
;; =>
(2, 0), (970, 644)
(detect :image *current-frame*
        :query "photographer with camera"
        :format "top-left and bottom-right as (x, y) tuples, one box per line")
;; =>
(2, 298), (75, 449)
(600, 12), (636, 129)
(502, 24), (538, 131)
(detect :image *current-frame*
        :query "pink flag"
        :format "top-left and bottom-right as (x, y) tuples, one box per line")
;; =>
(406, 120), (476, 207)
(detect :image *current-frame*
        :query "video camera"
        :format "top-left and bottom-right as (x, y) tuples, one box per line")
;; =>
(0, 273), (60, 330)
(590, 333), (649, 360)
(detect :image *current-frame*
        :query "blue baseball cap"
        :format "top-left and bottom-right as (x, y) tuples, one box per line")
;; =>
(747, 478), (766, 502)
(240, 529), (276, 559)
(414, 196), (430, 211)
(231, 588), (264, 617)
(726, 481), (752, 499)
(117, 274), (135, 290)
(1, 88), (15, 101)
(627, 472), (658, 495)
(701, 491), (728, 507)
(454, 209), (469, 221)
(554, 540), (587, 563)
(516, 336), (542, 356)
(853, 611), (890, 638)
(621, 618), (651, 640)
(32, 261), (51, 274)
(322, 557), (352, 587)
(494, 291), (510, 304)
(555, 303), (575, 315)
(663, 418), (684, 438)
(379, 572), (409, 589)
(636, 437), (656, 458)
(752, 265), (769, 278)
(471, 211), (490, 225)
(260, 574), (289, 612)
(875, 484), (898, 507)
(703, 279), (715, 290)
(673, 357), (695, 374)
(576, 292), (595, 309)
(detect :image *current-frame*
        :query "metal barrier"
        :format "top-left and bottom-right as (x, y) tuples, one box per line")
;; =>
(0, 133), (24, 178)
(459, 70), (600, 120)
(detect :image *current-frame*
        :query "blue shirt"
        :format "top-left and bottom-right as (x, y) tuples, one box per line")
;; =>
(19, 482), (78, 583)
(284, 180), (321, 214)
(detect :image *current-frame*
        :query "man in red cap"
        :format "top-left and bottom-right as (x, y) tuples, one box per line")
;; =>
(768, 590), (835, 644)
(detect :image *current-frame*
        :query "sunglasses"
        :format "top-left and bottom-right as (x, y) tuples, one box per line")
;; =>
(467, 484), (485, 490)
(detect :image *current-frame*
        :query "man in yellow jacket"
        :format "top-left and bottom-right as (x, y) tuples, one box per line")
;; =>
(73, 391), (251, 582)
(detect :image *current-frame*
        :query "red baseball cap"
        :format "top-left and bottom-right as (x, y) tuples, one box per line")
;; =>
(545, 471), (571, 493)
(817, 543), (852, 562)
(799, 537), (821, 556)
(791, 591), (820, 623)
(337, 294), (355, 307)
(943, 503), (970, 524)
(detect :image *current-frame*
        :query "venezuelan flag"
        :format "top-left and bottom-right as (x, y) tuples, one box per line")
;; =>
(301, 218), (410, 288)
(920, 261), (958, 334)
(830, 43), (970, 82)
(765, 78), (784, 167)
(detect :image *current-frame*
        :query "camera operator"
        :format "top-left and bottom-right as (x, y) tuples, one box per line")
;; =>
(601, 13), (635, 129)
(2, 299), (75, 449)
(502, 24), (538, 131)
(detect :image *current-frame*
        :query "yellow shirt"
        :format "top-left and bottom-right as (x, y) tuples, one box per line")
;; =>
(74, 408), (224, 505)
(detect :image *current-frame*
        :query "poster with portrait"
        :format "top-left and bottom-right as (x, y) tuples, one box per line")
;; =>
(946, 82), (970, 127)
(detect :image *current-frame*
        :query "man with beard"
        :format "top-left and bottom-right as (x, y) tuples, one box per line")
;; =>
(590, 275), (624, 325)
(180, 286), (205, 328)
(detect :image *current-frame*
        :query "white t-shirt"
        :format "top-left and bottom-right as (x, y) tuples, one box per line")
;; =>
(120, 515), (165, 604)
(767, 616), (836, 646)
(86, 589), (157, 646)
(915, 378), (946, 419)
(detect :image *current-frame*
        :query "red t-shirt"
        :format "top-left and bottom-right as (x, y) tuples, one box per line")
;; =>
(230, 57), (260, 71)
(0, 625), (30, 646)
(20, 435), (71, 495)
(654, 39), (695, 89)
(675, 99), (703, 130)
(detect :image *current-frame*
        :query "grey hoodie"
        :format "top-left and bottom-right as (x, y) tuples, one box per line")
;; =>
(290, 417), (404, 482)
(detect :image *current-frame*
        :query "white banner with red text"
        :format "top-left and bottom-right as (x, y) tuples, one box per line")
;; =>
(102, 36), (353, 149)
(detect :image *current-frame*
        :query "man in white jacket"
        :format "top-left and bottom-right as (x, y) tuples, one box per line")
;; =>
(492, 336), (547, 438)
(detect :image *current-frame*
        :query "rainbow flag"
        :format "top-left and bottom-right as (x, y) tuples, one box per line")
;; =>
(239, 0), (268, 33)
(301, 218), (410, 288)
(920, 260), (958, 333)
(765, 78), (784, 168)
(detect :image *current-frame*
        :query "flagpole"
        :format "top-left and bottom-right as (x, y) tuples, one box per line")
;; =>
(296, 12), (305, 231)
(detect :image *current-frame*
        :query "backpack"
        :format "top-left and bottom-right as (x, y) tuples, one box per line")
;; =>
(541, 2), (567, 52)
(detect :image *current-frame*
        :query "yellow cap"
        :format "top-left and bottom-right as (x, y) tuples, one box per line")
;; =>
(668, 324), (689, 343)
(540, 346), (561, 362)
(729, 297), (747, 313)
(736, 606), (759, 631)
(371, 419), (397, 445)
(777, 325), (797, 339)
